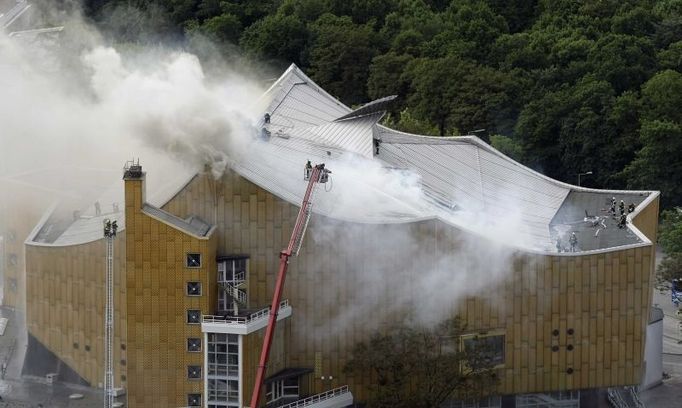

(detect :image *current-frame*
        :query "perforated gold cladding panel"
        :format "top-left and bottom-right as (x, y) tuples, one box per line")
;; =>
(124, 177), (217, 408)
(23, 170), (658, 407)
(161, 172), (658, 402)
(25, 232), (128, 389)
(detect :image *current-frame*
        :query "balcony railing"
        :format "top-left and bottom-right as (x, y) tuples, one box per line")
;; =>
(278, 386), (351, 408)
(203, 300), (289, 325)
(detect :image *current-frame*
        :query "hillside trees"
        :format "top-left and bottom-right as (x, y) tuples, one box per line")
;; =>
(81, 0), (682, 208)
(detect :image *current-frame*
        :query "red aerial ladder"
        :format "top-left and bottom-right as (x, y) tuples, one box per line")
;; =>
(249, 162), (331, 408)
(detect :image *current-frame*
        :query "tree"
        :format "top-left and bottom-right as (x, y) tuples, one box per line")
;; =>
(240, 13), (310, 67)
(490, 134), (523, 161)
(199, 13), (242, 43)
(656, 209), (682, 288)
(383, 108), (440, 136)
(344, 317), (499, 408)
(405, 57), (513, 136)
(367, 52), (414, 111)
(622, 70), (682, 208)
(308, 14), (380, 104)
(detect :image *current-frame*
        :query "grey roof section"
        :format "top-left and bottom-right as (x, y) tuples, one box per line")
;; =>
(27, 165), (197, 246)
(259, 65), (380, 158)
(0, 0), (30, 29)
(377, 129), (570, 244)
(241, 64), (656, 252)
(142, 204), (212, 238)
(334, 95), (397, 122)
(549, 191), (648, 251)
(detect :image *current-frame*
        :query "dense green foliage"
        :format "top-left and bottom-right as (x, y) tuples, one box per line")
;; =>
(657, 209), (682, 286)
(344, 317), (498, 407)
(82, 0), (682, 208)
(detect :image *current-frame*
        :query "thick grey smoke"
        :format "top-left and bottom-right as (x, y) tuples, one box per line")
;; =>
(0, 6), (264, 185)
(0, 2), (535, 342)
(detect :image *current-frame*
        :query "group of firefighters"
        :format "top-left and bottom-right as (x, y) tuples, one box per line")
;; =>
(609, 197), (636, 229)
(556, 197), (637, 253)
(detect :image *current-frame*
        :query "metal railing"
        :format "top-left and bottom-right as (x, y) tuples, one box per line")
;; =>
(628, 386), (645, 408)
(202, 300), (290, 324)
(607, 387), (644, 408)
(278, 385), (350, 408)
(219, 281), (247, 304)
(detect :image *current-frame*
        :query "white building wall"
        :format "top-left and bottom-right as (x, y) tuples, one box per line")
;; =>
(641, 310), (663, 390)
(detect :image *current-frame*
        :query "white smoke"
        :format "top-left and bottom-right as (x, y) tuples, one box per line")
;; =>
(0, 10), (263, 184)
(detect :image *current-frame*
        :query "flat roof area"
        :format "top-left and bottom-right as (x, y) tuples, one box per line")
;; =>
(550, 191), (649, 252)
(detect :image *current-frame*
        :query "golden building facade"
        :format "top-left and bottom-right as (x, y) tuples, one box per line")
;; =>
(20, 65), (661, 408)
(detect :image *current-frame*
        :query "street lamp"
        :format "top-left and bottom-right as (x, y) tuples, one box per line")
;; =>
(467, 128), (486, 136)
(578, 171), (593, 186)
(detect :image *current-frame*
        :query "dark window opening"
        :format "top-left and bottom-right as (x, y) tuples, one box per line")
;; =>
(188, 365), (202, 379)
(187, 310), (201, 324)
(72, 342), (79, 349)
(187, 338), (201, 352)
(186, 253), (202, 268)
(187, 281), (202, 296)
(187, 394), (202, 406)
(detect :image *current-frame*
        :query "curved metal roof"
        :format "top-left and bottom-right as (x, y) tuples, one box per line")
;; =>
(26, 64), (656, 252)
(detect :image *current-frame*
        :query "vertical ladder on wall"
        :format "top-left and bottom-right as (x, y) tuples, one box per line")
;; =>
(104, 232), (114, 408)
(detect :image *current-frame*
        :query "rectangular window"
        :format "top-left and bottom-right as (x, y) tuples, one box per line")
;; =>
(218, 257), (248, 313)
(187, 338), (201, 352)
(187, 281), (202, 296)
(266, 378), (299, 404)
(188, 365), (202, 380)
(187, 310), (201, 324)
(461, 332), (505, 368)
(186, 253), (202, 268)
(187, 393), (202, 406)
(207, 333), (240, 407)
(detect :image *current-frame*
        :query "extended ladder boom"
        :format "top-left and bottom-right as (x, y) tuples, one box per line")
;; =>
(249, 163), (329, 408)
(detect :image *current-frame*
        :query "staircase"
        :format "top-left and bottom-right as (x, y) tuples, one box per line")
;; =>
(276, 386), (353, 408)
(218, 268), (247, 311)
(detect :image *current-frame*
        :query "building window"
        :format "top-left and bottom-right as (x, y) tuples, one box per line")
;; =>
(461, 333), (505, 368)
(8, 254), (17, 266)
(266, 378), (300, 405)
(188, 365), (202, 380)
(218, 257), (248, 313)
(73, 342), (79, 349)
(187, 338), (202, 352)
(186, 253), (202, 268)
(84, 345), (91, 352)
(187, 281), (202, 296)
(187, 393), (202, 406)
(187, 310), (201, 324)
(207, 333), (240, 406)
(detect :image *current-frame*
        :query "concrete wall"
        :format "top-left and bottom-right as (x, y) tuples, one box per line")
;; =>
(641, 313), (663, 390)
